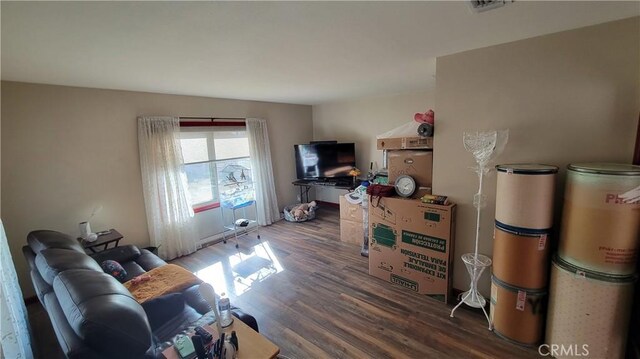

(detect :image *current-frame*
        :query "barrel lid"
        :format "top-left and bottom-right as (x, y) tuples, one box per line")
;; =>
(552, 254), (637, 283)
(496, 164), (558, 174)
(491, 275), (548, 295)
(568, 163), (640, 176)
(495, 221), (552, 236)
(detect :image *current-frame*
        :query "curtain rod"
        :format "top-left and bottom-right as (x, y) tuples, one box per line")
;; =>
(179, 116), (247, 127)
(179, 116), (246, 121)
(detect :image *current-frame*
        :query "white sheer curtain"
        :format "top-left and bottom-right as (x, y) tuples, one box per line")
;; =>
(138, 116), (198, 260)
(0, 220), (34, 359)
(246, 118), (280, 225)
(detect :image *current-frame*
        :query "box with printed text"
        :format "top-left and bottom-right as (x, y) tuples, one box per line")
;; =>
(368, 196), (456, 303)
(376, 136), (433, 150)
(387, 149), (433, 198)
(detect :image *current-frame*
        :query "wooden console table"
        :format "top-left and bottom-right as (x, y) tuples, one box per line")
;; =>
(162, 315), (279, 359)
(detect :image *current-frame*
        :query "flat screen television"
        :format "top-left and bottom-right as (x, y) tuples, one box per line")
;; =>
(294, 143), (356, 180)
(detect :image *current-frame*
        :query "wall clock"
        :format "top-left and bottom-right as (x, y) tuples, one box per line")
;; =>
(394, 175), (416, 198)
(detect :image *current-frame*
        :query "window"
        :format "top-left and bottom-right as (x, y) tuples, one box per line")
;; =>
(180, 128), (253, 212)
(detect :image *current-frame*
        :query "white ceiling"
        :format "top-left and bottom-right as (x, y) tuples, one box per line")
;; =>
(2, 1), (638, 105)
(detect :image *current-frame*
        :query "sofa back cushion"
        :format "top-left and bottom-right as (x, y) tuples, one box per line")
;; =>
(90, 244), (141, 265)
(27, 230), (84, 255)
(35, 248), (102, 285)
(53, 270), (152, 358)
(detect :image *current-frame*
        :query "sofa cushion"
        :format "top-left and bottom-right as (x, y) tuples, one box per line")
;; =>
(121, 261), (147, 282)
(30, 269), (53, 308)
(27, 230), (84, 255)
(43, 292), (100, 359)
(36, 248), (102, 285)
(137, 249), (167, 271)
(53, 270), (152, 358)
(23, 245), (53, 307)
(22, 245), (38, 271)
(90, 245), (141, 265)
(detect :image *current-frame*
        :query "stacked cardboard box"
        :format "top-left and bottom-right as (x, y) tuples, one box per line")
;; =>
(387, 150), (433, 198)
(378, 136), (433, 198)
(368, 196), (456, 302)
(339, 196), (364, 244)
(376, 136), (433, 150)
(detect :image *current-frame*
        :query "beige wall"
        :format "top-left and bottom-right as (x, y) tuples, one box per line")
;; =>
(435, 17), (640, 296)
(0, 87), (4, 219)
(312, 90), (435, 202)
(1, 81), (312, 297)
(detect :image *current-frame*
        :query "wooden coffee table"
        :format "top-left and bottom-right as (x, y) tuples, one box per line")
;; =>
(162, 315), (279, 359)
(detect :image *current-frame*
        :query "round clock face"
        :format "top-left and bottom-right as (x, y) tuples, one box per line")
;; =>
(395, 175), (416, 197)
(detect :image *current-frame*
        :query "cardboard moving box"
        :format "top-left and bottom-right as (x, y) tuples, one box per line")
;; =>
(339, 196), (364, 223)
(377, 136), (433, 150)
(368, 197), (456, 302)
(339, 196), (365, 244)
(388, 150), (433, 197)
(340, 219), (365, 245)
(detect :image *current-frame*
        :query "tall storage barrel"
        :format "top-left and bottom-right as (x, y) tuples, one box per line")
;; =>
(546, 255), (635, 359)
(495, 164), (558, 230)
(558, 163), (640, 275)
(493, 221), (551, 290)
(490, 276), (547, 346)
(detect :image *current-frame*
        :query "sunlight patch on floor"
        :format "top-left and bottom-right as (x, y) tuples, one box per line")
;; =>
(194, 240), (284, 297)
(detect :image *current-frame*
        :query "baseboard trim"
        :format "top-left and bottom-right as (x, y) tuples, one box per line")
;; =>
(316, 200), (339, 209)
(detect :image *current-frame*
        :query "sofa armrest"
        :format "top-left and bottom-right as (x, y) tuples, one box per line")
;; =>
(182, 285), (211, 315)
(90, 245), (141, 264)
(141, 293), (186, 331)
(136, 249), (167, 271)
(181, 285), (260, 333)
(231, 309), (259, 333)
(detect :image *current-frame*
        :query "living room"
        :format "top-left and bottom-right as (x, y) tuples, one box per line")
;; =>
(1, 2), (639, 359)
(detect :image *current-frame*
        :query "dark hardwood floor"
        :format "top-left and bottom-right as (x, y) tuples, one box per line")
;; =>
(28, 207), (538, 358)
(172, 207), (538, 359)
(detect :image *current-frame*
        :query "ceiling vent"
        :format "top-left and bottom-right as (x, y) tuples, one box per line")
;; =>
(469, 0), (513, 13)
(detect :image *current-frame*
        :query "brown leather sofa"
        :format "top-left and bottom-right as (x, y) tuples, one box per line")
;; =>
(22, 230), (257, 358)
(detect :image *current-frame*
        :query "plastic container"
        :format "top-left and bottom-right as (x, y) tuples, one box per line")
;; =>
(490, 276), (547, 346)
(492, 221), (551, 290)
(495, 164), (558, 230)
(546, 255), (635, 359)
(218, 293), (234, 328)
(558, 163), (640, 275)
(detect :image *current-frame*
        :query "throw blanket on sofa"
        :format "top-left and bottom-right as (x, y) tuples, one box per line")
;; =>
(124, 264), (202, 303)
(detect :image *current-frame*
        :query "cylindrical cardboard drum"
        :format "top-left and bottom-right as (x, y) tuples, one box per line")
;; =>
(546, 255), (635, 359)
(493, 221), (551, 290)
(559, 163), (640, 275)
(495, 164), (558, 230)
(490, 276), (547, 346)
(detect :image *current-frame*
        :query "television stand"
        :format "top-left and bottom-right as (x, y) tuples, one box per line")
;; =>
(292, 179), (355, 203)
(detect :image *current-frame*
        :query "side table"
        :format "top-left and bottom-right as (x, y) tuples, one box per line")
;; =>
(79, 228), (123, 253)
